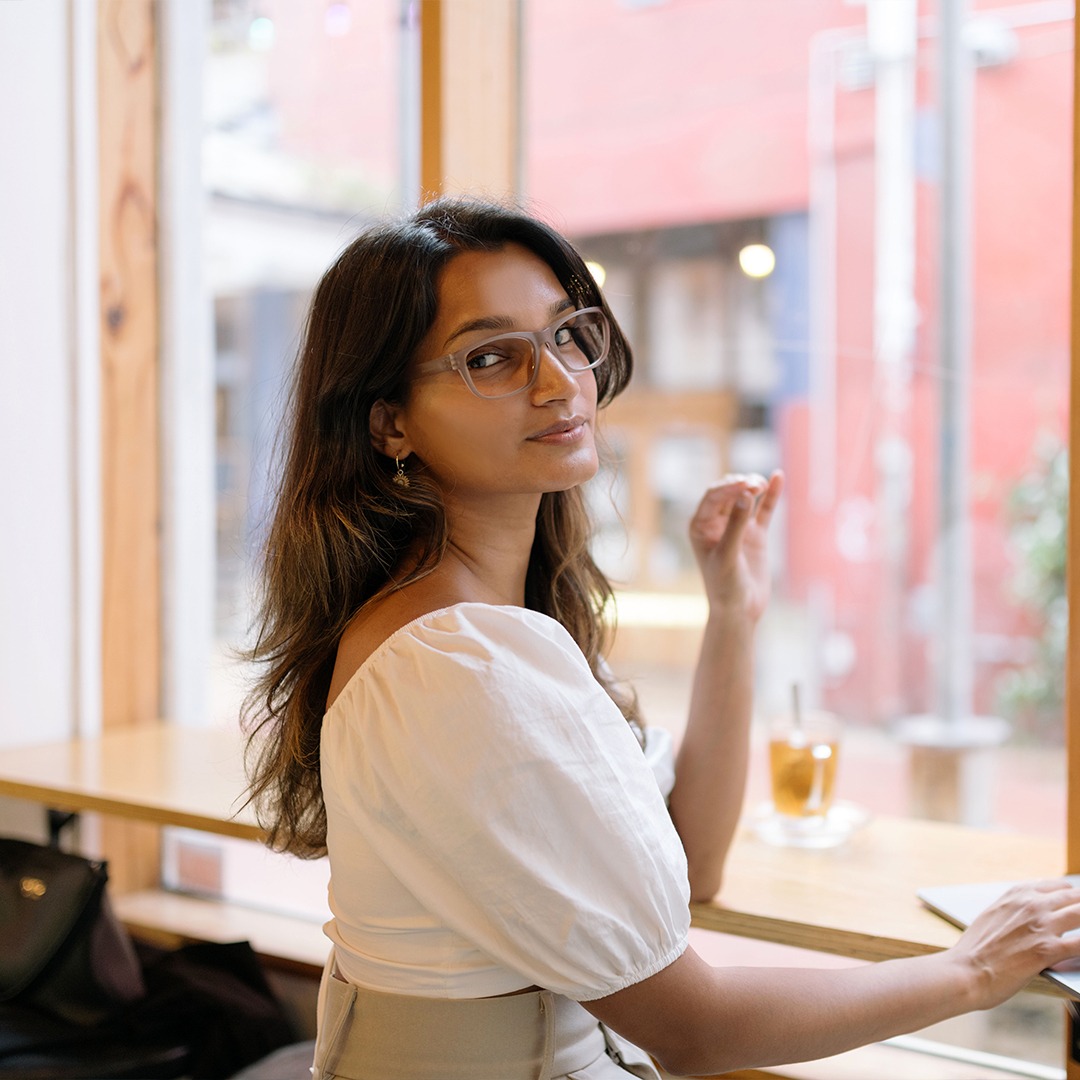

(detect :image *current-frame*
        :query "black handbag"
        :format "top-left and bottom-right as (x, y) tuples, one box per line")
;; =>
(0, 837), (145, 1026)
(0, 838), (297, 1078)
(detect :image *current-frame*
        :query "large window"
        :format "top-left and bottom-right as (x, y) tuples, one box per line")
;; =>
(176, 0), (1074, 1070)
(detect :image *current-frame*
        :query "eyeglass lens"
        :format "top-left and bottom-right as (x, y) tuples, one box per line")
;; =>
(464, 310), (608, 397)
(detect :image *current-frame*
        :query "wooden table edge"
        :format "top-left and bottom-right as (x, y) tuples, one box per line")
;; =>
(0, 778), (264, 842)
(689, 905), (1070, 999)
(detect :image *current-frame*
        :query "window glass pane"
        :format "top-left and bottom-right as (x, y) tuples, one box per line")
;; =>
(207, 0), (408, 706)
(524, 2), (1069, 1064)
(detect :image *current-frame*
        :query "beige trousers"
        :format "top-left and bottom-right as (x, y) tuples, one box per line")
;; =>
(312, 956), (661, 1080)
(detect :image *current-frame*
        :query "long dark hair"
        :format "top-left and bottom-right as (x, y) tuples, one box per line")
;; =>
(242, 196), (637, 857)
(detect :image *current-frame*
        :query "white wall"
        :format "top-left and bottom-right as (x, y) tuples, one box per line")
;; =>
(0, 1), (87, 752)
(0, 1), (214, 777)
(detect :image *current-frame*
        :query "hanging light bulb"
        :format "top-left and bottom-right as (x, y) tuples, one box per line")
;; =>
(738, 243), (776, 279)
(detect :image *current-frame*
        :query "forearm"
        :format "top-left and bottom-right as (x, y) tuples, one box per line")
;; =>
(671, 954), (977, 1075)
(591, 948), (979, 1077)
(668, 612), (756, 901)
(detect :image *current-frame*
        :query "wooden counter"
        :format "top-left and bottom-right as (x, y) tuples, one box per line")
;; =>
(0, 723), (1069, 998)
(0, 723), (261, 841)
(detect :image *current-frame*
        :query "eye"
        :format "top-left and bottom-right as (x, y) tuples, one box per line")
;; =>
(465, 346), (512, 371)
(553, 325), (574, 348)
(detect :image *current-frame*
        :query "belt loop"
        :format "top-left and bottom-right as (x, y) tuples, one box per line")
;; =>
(312, 969), (357, 1080)
(537, 991), (557, 1080)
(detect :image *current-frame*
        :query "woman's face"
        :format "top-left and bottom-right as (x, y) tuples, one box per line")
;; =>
(375, 243), (600, 503)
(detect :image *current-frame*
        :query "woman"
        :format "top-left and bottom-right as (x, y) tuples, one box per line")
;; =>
(243, 197), (1080, 1079)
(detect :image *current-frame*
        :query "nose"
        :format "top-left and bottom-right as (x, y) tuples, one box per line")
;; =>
(529, 341), (579, 402)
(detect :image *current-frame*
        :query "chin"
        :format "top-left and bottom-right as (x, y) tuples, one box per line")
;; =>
(547, 453), (600, 492)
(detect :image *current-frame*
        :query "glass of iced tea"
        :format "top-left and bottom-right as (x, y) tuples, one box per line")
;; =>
(768, 710), (840, 823)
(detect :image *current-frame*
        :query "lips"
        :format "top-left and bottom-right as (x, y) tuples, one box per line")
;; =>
(528, 416), (587, 440)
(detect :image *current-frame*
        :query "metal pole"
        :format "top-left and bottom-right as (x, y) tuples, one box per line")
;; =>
(894, 0), (1009, 826)
(868, 0), (917, 722)
(936, 0), (974, 725)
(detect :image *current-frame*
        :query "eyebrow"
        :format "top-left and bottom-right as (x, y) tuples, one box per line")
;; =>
(441, 298), (575, 352)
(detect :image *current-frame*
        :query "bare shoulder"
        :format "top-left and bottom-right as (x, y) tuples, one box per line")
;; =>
(325, 581), (468, 711)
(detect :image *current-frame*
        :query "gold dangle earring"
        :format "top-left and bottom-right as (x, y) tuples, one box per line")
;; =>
(392, 456), (410, 489)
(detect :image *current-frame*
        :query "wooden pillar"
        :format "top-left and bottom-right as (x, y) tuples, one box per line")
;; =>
(98, 0), (162, 892)
(419, 0), (520, 201)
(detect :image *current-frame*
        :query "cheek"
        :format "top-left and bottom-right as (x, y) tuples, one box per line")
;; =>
(403, 394), (503, 467)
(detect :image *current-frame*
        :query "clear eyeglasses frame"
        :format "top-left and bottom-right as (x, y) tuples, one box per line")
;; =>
(413, 306), (611, 400)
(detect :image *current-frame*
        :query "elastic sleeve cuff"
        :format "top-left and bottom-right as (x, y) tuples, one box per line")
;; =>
(571, 938), (690, 1003)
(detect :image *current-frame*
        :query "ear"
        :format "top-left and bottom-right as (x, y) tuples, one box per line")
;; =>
(369, 399), (410, 460)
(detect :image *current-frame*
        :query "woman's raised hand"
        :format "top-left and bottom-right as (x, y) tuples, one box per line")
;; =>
(688, 470), (784, 623)
(947, 879), (1080, 1010)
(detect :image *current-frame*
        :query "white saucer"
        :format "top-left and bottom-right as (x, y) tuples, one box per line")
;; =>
(750, 800), (870, 849)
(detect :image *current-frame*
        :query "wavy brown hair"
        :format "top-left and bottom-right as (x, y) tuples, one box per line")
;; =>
(242, 196), (638, 857)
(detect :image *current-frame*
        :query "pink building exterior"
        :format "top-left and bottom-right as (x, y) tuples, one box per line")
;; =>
(526, 0), (1071, 726)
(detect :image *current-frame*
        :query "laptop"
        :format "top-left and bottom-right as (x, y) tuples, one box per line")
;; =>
(918, 876), (1080, 998)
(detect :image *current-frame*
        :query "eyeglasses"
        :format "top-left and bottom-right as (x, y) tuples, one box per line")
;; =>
(413, 307), (610, 399)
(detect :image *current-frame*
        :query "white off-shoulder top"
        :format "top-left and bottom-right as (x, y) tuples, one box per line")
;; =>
(320, 603), (690, 1002)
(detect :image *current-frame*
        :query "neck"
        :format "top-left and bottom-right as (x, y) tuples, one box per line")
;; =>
(422, 491), (543, 608)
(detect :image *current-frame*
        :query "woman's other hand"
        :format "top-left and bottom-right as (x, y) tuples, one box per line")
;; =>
(949, 879), (1080, 1010)
(688, 470), (784, 622)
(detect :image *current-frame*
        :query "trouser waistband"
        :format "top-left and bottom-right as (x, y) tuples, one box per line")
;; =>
(313, 966), (618, 1080)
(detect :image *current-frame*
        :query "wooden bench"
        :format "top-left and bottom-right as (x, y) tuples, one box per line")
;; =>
(113, 888), (330, 979)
